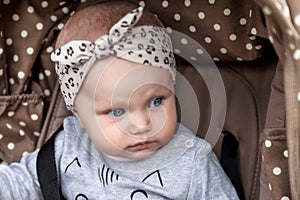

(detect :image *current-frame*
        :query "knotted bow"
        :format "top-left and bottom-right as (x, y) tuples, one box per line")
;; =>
(51, 7), (176, 111)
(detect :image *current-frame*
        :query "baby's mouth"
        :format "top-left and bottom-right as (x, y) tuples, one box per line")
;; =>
(126, 141), (156, 151)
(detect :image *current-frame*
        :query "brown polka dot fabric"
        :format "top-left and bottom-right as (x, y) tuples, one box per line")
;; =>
(254, 0), (300, 199)
(261, 128), (290, 200)
(2, 1), (77, 96)
(0, 0), (298, 200)
(0, 0), (80, 162)
(0, 87), (43, 162)
(129, 0), (270, 62)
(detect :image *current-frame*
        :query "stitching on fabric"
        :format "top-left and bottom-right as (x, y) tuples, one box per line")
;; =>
(0, 93), (43, 104)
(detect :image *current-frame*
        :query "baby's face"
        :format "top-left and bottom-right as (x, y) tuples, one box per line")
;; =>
(75, 58), (177, 160)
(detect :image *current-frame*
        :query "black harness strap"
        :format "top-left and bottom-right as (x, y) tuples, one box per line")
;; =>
(37, 126), (66, 200)
(220, 131), (244, 200)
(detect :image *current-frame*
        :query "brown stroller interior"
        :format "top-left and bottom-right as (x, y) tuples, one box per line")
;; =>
(0, 0), (299, 199)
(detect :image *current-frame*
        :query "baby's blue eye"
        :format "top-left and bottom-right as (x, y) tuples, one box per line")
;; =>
(149, 97), (163, 107)
(107, 108), (125, 117)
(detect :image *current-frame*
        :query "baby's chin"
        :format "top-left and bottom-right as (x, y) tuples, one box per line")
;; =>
(128, 151), (155, 161)
(107, 149), (156, 162)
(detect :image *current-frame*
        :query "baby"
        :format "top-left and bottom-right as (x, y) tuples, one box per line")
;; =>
(0, 2), (238, 199)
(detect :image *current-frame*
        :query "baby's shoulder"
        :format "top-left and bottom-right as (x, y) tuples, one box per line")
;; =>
(176, 123), (212, 160)
(54, 116), (84, 149)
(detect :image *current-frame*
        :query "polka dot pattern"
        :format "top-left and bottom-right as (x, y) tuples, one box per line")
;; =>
(0, 0), (79, 162)
(255, 0), (300, 198)
(142, 0), (269, 62)
(1, 0), (78, 97)
(0, 92), (44, 162)
(262, 129), (291, 200)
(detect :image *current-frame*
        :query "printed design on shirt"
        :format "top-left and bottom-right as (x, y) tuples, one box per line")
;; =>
(142, 170), (163, 187)
(130, 170), (164, 199)
(75, 193), (88, 199)
(65, 157), (81, 173)
(130, 190), (148, 199)
(63, 157), (164, 199)
(98, 164), (120, 187)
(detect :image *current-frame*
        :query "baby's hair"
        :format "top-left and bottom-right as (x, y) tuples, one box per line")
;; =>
(56, 1), (163, 48)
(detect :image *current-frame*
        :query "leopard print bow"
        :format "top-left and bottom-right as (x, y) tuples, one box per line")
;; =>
(51, 7), (176, 111)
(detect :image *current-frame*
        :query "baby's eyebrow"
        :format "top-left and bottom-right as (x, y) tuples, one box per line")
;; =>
(95, 97), (127, 110)
(145, 85), (173, 95)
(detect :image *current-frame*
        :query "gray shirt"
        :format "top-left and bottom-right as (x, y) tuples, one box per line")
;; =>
(0, 116), (239, 199)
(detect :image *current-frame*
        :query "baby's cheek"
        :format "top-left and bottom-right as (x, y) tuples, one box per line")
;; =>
(92, 133), (123, 155)
(99, 126), (127, 148)
(163, 107), (178, 135)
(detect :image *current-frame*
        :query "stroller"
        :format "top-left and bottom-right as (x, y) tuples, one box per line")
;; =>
(0, 0), (298, 199)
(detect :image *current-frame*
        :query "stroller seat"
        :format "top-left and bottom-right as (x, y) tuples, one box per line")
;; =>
(0, 0), (298, 199)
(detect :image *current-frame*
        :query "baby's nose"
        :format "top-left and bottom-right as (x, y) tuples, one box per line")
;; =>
(128, 111), (152, 135)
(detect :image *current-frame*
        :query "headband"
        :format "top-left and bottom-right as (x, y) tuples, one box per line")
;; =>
(51, 7), (176, 112)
